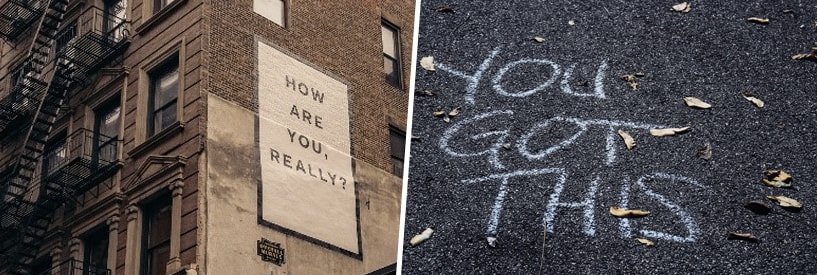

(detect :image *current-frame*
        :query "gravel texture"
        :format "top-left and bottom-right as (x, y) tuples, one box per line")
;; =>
(402, 0), (817, 274)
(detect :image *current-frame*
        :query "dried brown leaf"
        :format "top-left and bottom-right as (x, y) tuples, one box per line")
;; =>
(435, 6), (455, 13)
(727, 232), (759, 242)
(698, 142), (712, 160)
(747, 17), (770, 24)
(742, 92), (765, 108)
(610, 206), (650, 218)
(410, 227), (434, 246)
(621, 75), (635, 81)
(684, 97), (712, 109)
(634, 72), (646, 77)
(744, 200), (772, 215)
(531, 36), (546, 43)
(762, 170), (792, 188)
(762, 179), (792, 188)
(621, 74), (639, 90)
(420, 56), (436, 71)
(649, 126), (690, 137)
(443, 116), (451, 123)
(636, 238), (655, 246)
(792, 53), (817, 60)
(432, 111), (446, 117)
(767, 195), (802, 209)
(502, 143), (512, 150)
(672, 2), (691, 13)
(617, 129), (635, 149)
(418, 90), (435, 96)
(448, 107), (461, 117)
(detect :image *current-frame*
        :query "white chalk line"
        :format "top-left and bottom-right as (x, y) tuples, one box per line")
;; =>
(435, 47), (609, 104)
(461, 168), (565, 236)
(560, 60), (608, 99)
(439, 110), (514, 170)
(618, 176), (632, 238)
(434, 47), (502, 105)
(633, 172), (706, 243)
(492, 58), (561, 98)
(517, 116), (669, 164)
(544, 175), (600, 236)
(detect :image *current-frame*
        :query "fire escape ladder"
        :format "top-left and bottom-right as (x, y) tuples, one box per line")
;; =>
(0, 0), (72, 273)
(0, 0), (64, 134)
(0, 0), (47, 40)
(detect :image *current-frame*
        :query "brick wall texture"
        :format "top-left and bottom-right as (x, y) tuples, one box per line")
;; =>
(0, 0), (412, 274)
(207, 0), (414, 173)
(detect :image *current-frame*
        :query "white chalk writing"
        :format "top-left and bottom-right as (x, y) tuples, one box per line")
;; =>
(435, 47), (609, 105)
(432, 48), (708, 244)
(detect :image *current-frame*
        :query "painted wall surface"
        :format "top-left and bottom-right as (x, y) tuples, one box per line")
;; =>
(257, 41), (358, 254)
(205, 94), (400, 275)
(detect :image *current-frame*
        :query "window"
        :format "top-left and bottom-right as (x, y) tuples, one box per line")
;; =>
(94, 99), (120, 166)
(153, 0), (176, 14)
(105, 0), (127, 41)
(8, 63), (25, 95)
(29, 256), (51, 275)
(42, 131), (68, 177)
(83, 226), (109, 275)
(55, 21), (77, 69)
(389, 126), (406, 177)
(254, 0), (286, 27)
(141, 194), (172, 275)
(147, 55), (179, 137)
(381, 21), (401, 87)
(9, 63), (33, 99)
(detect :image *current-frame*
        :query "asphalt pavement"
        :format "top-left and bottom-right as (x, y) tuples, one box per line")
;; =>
(402, 0), (817, 274)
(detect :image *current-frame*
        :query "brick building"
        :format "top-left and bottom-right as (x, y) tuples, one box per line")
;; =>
(0, 0), (413, 274)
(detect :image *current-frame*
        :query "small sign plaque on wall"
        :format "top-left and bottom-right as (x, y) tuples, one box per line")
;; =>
(257, 238), (286, 266)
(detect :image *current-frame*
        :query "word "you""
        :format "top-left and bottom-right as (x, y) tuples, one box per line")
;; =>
(434, 47), (609, 105)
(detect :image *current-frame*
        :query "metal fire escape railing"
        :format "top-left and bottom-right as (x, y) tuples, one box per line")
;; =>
(39, 259), (111, 275)
(0, 0), (47, 40)
(0, 2), (130, 274)
(42, 128), (120, 194)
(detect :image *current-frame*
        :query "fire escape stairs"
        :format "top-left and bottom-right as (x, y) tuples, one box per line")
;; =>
(0, 0), (73, 273)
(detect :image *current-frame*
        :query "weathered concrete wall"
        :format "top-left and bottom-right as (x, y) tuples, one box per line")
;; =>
(205, 94), (401, 274)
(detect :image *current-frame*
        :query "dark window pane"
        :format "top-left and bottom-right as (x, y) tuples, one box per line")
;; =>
(149, 55), (179, 136)
(84, 227), (109, 274)
(384, 56), (399, 86)
(142, 195), (172, 275)
(154, 0), (175, 13)
(382, 21), (401, 87)
(392, 159), (403, 177)
(148, 243), (169, 275)
(154, 70), (178, 107)
(389, 127), (406, 177)
(153, 101), (177, 134)
(97, 104), (120, 139)
(148, 205), (171, 246)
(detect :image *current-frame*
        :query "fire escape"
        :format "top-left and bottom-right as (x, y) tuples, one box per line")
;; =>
(0, 0), (130, 273)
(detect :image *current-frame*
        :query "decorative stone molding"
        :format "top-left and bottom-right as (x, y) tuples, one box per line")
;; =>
(123, 155), (187, 192)
(126, 204), (139, 222)
(169, 180), (185, 197)
(107, 214), (121, 230)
